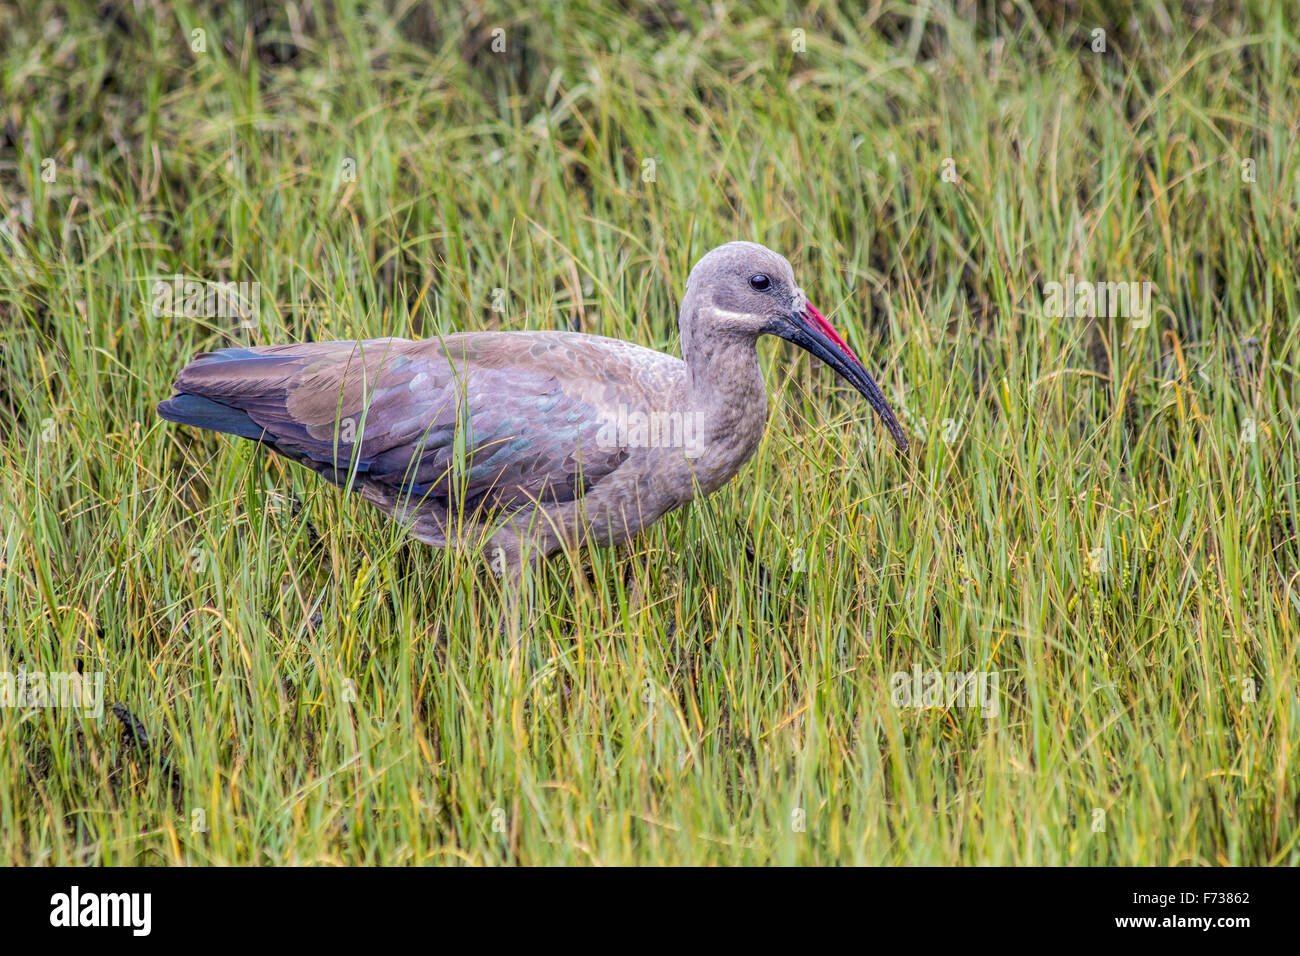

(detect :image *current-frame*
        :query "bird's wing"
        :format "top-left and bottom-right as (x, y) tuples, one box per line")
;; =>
(157, 333), (641, 512)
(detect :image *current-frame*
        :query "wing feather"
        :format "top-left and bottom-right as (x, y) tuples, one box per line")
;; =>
(158, 335), (631, 512)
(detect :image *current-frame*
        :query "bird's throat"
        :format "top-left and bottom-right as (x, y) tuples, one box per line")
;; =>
(681, 333), (770, 488)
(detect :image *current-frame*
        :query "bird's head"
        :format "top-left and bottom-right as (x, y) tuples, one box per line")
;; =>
(683, 240), (909, 452)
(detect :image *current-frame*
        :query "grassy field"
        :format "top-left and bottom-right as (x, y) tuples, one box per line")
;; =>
(1, 0), (1297, 865)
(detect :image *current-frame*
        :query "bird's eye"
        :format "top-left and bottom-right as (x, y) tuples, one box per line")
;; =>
(749, 273), (771, 292)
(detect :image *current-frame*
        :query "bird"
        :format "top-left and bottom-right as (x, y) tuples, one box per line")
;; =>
(157, 241), (909, 592)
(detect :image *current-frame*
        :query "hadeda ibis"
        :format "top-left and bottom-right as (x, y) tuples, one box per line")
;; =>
(158, 241), (908, 601)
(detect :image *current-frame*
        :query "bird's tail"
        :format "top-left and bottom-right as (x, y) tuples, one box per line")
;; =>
(156, 392), (267, 439)
(156, 345), (303, 440)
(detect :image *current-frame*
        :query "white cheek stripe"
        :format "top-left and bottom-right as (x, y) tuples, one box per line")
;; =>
(707, 306), (760, 322)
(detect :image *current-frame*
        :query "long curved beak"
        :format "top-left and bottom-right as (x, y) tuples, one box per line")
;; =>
(770, 303), (909, 452)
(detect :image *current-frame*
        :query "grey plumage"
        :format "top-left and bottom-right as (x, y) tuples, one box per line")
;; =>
(158, 242), (908, 575)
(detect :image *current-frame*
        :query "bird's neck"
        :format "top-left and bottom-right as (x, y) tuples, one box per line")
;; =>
(683, 329), (765, 404)
(680, 328), (770, 490)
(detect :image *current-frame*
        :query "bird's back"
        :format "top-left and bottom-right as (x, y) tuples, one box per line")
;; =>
(158, 331), (685, 521)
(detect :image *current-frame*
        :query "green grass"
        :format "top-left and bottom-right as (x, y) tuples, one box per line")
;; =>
(1, 0), (1297, 865)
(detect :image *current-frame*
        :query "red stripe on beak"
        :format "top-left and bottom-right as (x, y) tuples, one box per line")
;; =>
(804, 303), (860, 364)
